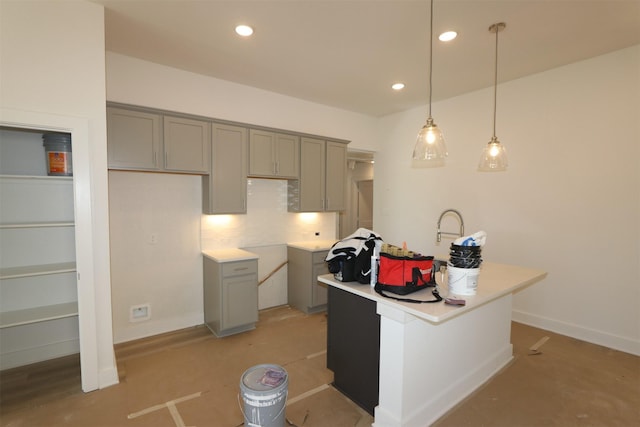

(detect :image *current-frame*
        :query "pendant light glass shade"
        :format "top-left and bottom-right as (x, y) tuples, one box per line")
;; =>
(478, 136), (508, 171)
(413, 117), (447, 163)
(478, 22), (507, 172)
(412, 0), (447, 166)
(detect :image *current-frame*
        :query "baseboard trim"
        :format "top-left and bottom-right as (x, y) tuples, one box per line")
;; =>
(512, 309), (640, 356)
(373, 344), (513, 427)
(113, 313), (204, 344)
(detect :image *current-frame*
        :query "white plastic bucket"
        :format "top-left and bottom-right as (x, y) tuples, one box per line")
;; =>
(240, 364), (288, 427)
(448, 265), (480, 295)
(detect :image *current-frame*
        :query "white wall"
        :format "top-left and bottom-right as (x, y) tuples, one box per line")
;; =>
(109, 173), (337, 342)
(375, 46), (640, 355)
(106, 52), (379, 151)
(0, 0), (118, 386)
(108, 171), (204, 343)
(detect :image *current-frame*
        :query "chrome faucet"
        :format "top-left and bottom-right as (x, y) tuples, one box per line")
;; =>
(437, 209), (464, 242)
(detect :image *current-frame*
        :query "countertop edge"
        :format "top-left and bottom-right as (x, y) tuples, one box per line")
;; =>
(318, 262), (547, 324)
(202, 249), (259, 262)
(287, 240), (336, 251)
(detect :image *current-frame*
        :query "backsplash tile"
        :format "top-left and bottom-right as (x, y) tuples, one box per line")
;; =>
(201, 179), (337, 251)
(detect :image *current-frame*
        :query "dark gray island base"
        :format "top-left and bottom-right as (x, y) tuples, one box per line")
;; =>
(327, 285), (380, 415)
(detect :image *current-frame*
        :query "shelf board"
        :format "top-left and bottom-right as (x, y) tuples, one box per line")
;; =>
(0, 222), (74, 229)
(0, 262), (76, 279)
(0, 302), (78, 329)
(0, 174), (72, 181)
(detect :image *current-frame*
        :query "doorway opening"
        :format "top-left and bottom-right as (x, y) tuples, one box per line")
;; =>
(338, 151), (374, 239)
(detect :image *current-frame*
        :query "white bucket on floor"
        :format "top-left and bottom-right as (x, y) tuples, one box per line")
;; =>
(240, 364), (288, 427)
(448, 265), (480, 295)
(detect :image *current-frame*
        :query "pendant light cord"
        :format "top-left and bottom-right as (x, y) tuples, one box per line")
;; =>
(428, 0), (434, 119)
(492, 24), (500, 139)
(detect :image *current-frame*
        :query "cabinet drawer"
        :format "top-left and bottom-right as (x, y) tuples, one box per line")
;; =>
(222, 260), (257, 277)
(312, 251), (329, 264)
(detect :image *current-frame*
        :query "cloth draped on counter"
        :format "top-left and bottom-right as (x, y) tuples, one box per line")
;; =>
(325, 228), (382, 262)
(325, 228), (382, 283)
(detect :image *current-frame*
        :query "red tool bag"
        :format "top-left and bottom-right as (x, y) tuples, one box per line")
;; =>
(375, 253), (442, 303)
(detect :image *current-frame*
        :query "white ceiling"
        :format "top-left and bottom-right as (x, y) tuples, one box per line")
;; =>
(93, 0), (640, 117)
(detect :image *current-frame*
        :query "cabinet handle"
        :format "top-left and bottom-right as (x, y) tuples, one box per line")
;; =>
(275, 161), (279, 174)
(234, 267), (249, 272)
(165, 152), (168, 167)
(153, 151), (157, 166)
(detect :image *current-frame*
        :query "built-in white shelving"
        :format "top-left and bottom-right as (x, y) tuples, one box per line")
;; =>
(0, 262), (77, 280)
(0, 302), (78, 329)
(0, 222), (75, 229)
(0, 127), (79, 369)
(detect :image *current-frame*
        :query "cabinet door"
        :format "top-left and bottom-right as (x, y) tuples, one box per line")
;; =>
(325, 141), (347, 211)
(107, 108), (161, 170)
(311, 261), (329, 307)
(221, 274), (258, 330)
(203, 124), (247, 214)
(274, 133), (299, 178)
(163, 116), (210, 173)
(248, 129), (276, 177)
(298, 137), (326, 212)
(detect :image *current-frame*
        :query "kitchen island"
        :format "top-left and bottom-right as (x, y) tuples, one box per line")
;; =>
(319, 261), (547, 427)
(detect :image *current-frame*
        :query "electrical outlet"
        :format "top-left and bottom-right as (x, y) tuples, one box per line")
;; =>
(149, 233), (158, 244)
(130, 304), (151, 322)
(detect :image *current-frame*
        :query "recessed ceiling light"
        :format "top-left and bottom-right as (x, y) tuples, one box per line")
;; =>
(391, 83), (405, 90)
(439, 31), (457, 42)
(235, 25), (254, 37)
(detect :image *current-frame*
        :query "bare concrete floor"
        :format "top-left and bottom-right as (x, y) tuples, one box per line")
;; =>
(1, 305), (638, 427)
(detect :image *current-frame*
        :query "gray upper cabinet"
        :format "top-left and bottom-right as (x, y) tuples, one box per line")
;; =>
(107, 107), (161, 171)
(248, 129), (299, 178)
(163, 116), (210, 173)
(107, 106), (209, 174)
(107, 103), (349, 215)
(203, 123), (248, 214)
(289, 137), (347, 212)
(296, 137), (325, 212)
(325, 141), (347, 211)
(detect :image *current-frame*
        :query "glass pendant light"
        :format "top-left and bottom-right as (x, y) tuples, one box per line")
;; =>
(479, 22), (508, 172)
(412, 0), (447, 166)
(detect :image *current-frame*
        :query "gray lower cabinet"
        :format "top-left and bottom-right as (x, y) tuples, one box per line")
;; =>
(203, 256), (258, 337)
(287, 246), (329, 313)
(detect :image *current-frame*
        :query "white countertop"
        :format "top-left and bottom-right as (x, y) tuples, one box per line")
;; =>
(202, 248), (259, 262)
(318, 261), (547, 324)
(287, 240), (336, 251)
